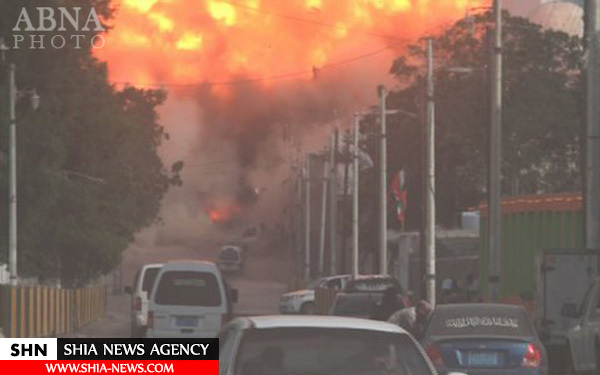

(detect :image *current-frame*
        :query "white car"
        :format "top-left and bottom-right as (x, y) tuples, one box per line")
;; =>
(125, 263), (163, 337)
(218, 315), (436, 375)
(564, 277), (600, 373)
(279, 274), (350, 314)
(217, 245), (244, 273)
(146, 260), (237, 338)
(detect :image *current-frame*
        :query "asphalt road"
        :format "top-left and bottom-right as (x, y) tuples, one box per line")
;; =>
(66, 234), (290, 338)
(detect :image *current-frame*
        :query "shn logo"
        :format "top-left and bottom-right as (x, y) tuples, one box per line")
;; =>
(11, 7), (106, 50)
(11, 343), (47, 357)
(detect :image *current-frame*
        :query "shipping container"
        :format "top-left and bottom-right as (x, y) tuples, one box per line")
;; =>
(479, 193), (584, 301)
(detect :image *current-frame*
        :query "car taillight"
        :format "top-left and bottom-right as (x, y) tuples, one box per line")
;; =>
(147, 310), (154, 329)
(522, 343), (542, 368)
(425, 343), (445, 368)
(134, 296), (142, 312)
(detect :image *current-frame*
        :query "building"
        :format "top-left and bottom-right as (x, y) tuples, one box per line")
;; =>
(529, 0), (584, 36)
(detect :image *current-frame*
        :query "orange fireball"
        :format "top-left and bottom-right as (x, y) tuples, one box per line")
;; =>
(96, 0), (488, 87)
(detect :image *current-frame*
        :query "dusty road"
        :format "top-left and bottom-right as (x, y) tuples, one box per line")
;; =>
(67, 232), (291, 338)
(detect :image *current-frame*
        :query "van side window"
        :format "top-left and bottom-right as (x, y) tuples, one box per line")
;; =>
(142, 268), (160, 295)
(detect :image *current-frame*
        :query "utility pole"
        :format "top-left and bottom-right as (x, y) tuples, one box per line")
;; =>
(352, 114), (360, 278)
(329, 129), (339, 275)
(585, 0), (600, 249)
(1, 38), (17, 285)
(379, 85), (389, 275)
(304, 157), (311, 281)
(425, 38), (436, 306)
(341, 130), (351, 274)
(488, 0), (503, 302)
(7, 62), (17, 285)
(319, 159), (329, 276)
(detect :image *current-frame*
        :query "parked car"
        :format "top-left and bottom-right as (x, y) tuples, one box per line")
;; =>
(217, 245), (244, 273)
(329, 292), (382, 319)
(279, 274), (351, 314)
(218, 315), (436, 375)
(146, 260), (237, 338)
(562, 277), (600, 374)
(125, 263), (163, 337)
(421, 303), (548, 375)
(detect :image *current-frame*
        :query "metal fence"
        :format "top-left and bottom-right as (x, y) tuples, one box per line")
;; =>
(0, 285), (107, 338)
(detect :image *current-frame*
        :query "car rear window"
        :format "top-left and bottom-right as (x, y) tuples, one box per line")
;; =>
(332, 295), (380, 317)
(346, 278), (403, 293)
(141, 267), (160, 294)
(220, 248), (240, 261)
(154, 271), (222, 306)
(425, 305), (534, 338)
(236, 328), (431, 375)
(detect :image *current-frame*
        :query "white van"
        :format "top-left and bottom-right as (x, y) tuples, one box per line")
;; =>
(217, 245), (243, 273)
(146, 260), (237, 338)
(125, 263), (163, 337)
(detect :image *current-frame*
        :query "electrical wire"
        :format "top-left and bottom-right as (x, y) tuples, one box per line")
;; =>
(110, 41), (405, 88)
(217, 0), (407, 42)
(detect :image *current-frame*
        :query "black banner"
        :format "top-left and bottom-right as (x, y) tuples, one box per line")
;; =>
(57, 338), (219, 360)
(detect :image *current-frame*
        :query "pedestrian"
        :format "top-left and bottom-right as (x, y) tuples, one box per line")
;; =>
(370, 286), (404, 321)
(387, 299), (433, 340)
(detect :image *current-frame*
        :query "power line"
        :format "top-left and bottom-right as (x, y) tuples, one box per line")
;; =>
(218, 0), (406, 42)
(111, 41), (405, 88)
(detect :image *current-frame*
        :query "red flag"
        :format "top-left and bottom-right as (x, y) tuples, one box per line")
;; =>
(389, 169), (407, 224)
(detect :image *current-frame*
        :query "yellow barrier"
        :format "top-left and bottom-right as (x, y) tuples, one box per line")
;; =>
(0, 285), (107, 338)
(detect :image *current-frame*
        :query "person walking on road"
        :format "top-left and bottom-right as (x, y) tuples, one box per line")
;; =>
(387, 300), (433, 340)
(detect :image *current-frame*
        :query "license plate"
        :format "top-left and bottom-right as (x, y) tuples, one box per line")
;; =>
(467, 352), (499, 367)
(176, 317), (198, 327)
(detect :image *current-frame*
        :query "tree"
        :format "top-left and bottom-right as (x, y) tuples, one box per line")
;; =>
(0, 0), (182, 286)
(369, 11), (583, 228)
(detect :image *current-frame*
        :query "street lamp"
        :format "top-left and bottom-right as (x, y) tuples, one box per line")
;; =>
(359, 94), (418, 276)
(1, 39), (41, 284)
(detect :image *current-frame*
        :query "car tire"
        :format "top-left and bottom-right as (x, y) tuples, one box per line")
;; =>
(300, 302), (316, 315)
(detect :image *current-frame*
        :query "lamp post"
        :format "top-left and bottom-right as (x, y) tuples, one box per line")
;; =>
(379, 85), (388, 276)
(1, 39), (40, 284)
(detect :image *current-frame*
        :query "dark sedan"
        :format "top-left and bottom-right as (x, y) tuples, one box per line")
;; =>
(421, 304), (548, 375)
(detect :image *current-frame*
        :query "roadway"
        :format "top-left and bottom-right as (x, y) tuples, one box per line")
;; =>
(65, 232), (290, 338)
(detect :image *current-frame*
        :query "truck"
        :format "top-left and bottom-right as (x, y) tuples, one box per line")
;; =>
(534, 248), (600, 373)
(563, 277), (600, 374)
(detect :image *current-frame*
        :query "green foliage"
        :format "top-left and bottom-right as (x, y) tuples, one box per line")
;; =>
(370, 11), (583, 228)
(0, 0), (181, 286)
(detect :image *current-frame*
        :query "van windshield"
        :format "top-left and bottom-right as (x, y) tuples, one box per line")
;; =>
(154, 271), (222, 306)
